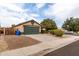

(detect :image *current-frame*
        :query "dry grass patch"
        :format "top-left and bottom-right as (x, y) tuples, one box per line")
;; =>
(0, 35), (40, 52)
(4, 35), (40, 50)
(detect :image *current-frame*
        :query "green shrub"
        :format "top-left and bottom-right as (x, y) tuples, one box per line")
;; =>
(49, 30), (55, 35)
(75, 32), (79, 36)
(53, 29), (64, 37)
(41, 30), (48, 33)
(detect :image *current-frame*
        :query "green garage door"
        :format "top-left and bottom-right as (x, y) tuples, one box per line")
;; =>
(24, 26), (39, 34)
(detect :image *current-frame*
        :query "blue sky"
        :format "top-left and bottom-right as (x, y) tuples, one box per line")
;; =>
(0, 3), (79, 28)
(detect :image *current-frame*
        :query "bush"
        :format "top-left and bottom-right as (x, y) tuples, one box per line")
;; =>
(75, 31), (79, 36)
(49, 30), (55, 35)
(53, 29), (64, 37)
(41, 30), (48, 33)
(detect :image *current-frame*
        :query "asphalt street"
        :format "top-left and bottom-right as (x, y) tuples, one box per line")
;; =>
(45, 40), (79, 56)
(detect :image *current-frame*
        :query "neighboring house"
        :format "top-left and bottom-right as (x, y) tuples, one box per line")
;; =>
(0, 27), (15, 35)
(0, 28), (4, 34)
(12, 20), (41, 34)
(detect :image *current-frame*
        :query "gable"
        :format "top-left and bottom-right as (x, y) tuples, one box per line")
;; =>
(13, 20), (41, 27)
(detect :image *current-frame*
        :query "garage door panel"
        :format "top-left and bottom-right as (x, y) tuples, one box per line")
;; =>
(24, 26), (39, 34)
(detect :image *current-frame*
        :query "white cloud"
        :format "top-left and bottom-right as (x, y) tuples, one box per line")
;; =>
(0, 3), (39, 27)
(44, 3), (79, 20)
(0, 17), (26, 27)
(1, 3), (79, 28)
(0, 3), (23, 12)
(0, 0), (79, 4)
(43, 3), (79, 27)
(0, 3), (26, 27)
(36, 3), (45, 9)
(29, 13), (39, 17)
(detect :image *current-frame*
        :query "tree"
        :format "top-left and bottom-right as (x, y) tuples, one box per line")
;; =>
(62, 17), (79, 32)
(41, 18), (57, 31)
(62, 18), (71, 31)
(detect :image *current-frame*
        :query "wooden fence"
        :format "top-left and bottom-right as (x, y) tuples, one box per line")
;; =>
(0, 28), (16, 35)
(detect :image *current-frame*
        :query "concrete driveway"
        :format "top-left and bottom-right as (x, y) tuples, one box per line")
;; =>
(0, 34), (79, 56)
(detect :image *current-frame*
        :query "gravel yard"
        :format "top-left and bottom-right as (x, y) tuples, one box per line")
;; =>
(0, 35), (40, 52)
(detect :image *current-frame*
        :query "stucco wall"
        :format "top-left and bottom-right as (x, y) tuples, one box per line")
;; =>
(14, 25), (24, 32)
(14, 21), (41, 33)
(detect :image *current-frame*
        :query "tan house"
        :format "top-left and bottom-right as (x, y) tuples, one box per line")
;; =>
(12, 20), (41, 34)
(0, 27), (15, 35)
(0, 28), (4, 34)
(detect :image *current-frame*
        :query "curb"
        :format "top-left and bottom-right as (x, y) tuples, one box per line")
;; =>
(29, 38), (79, 56)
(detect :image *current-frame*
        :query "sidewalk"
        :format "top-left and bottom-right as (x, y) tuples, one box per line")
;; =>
(0, 34), (79, 56)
